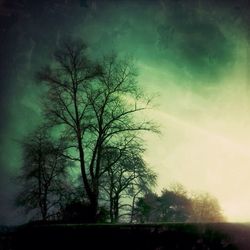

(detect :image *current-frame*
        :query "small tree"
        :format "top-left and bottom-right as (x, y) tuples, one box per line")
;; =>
(100, 138), (157, 223)
(189, 193), (225, 222)
(17, 126), (70, 221)
(133, 192), (159, 223)
(158, 189), (192, 222)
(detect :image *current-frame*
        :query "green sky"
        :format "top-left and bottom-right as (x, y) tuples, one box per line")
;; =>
(0, 0), (249, 223)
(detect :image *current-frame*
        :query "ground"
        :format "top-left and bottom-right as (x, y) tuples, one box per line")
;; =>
(1, 223), (250, 249)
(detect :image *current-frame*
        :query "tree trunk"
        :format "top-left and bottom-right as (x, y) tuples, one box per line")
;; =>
(130, 189), (141, 223)
(110, 195), (114, 223)
(89, 193), (98, 222)
(113, 196), (119, 223)
(41, 201), (47, 221)
(77, 136), (99, 222)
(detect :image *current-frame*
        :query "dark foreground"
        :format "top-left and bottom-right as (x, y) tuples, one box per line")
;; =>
(1, 223), (250, 250)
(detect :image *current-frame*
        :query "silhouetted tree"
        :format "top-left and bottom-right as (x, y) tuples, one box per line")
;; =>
(128, 167), (157, 223)
(134, 189), (191, 223)
(133, 192), (159, 223)
(37, 38), (157, 221)
(189, 192), (225, 222)
(17, 126), (70, 221)
(100, 139), (157, 222)
(159, 189), (192, 222)
(134, 185), (225, 223)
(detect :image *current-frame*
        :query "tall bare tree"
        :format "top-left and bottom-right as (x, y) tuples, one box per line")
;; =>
(17, 126), (70, 221)
(37, 38), (157, 221)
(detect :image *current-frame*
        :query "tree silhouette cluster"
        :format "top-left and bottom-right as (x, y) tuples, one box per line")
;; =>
(17, 38), (225, 224)
(17, 38), (157, 223)
(133, 184), (225, 223)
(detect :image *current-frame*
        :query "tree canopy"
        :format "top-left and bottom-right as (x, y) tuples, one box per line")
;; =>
(17, 126), (71, 220)
(17, 38), (158, 222)
(133, 185), (225, 223)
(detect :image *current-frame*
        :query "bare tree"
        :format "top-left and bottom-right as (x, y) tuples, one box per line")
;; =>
(100, 138), (157, 223)
(37, 38), (157, 221)
(17, 126), (70, 221)
(189, 193), (225, 222)
(129, 166), (157, 223)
